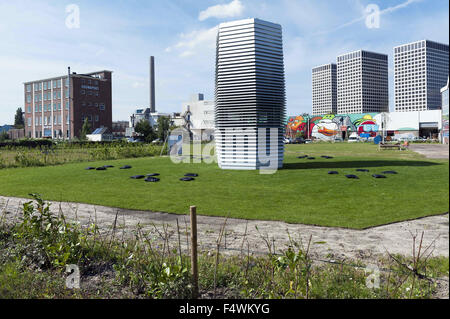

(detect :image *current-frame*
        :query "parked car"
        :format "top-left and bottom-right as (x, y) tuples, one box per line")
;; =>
(304, 139), (312, 144)
(151, 138), (162, 144)
(348, 136), (359, 143)
(283, 137), (292, 144)
(292, 137), (305, 144)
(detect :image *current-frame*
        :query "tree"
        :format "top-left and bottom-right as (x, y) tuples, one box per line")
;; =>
(134, 119), (156, 143)
(157, 116), (171, 142)
(14, 108), (24, 129)
(0, 130), (9, 142)
(79, 118), (91, 141)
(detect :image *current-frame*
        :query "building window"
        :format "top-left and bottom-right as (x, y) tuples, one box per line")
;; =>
(81, 90), (85, 95)
(99, 103), (105, 110)
(28, 118), (31, 127)
(26, 84), (31, 92)
(95, 115), (99, 122)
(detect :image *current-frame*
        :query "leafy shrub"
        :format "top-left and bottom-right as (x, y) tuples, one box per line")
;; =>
(11, 194), (83, 268)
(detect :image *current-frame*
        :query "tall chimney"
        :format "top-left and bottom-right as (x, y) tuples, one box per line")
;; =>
(149, 56), (156, 113)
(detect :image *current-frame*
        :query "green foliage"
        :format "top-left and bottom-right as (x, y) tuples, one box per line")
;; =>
(11, 194), (83, 268)
(14, 108), (25, 129)
(135, 119), (157, 143)
(0, 142), (162, 168)
(79, 118), (92, 141)
(0, 131), (9, 142)
(0, 138), (54, 148)
(295, 131), (305, 138)
(0, 195), (446, 299)
(157, 116), (171, 142)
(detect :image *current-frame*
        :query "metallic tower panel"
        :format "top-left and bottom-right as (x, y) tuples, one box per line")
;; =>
(215, 18), (286, 170)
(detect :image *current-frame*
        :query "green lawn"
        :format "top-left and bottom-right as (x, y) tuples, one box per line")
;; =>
(0, 143), (448, 229)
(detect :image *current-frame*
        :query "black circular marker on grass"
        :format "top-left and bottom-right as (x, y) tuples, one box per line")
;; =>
(85, 167), (96, 170)
(130, 175), (145, 179)
(185, 173), (198, 177)
(372, 174), (386, 178)
(328, 171), (339, 174)
(96, 167), (106, 170)
(146, 173), (160, 176)
(297, 155), (308, 159)
(356, 169), (369, 172)
(345, 174), (359, 179)
(321, 156), (334, 159)
(307, 157), (315, 160)
(382, 171), (398, 174)
(120, 165), (132, 169)
(180, 177), (195, 181)
(103, 165), (114, 168)
(145, 177), (160, 182)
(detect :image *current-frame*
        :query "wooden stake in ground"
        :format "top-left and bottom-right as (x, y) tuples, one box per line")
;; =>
(190, 206), (199, 299)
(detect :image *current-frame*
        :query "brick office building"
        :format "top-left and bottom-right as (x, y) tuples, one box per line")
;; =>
(24, 70), (112, 139)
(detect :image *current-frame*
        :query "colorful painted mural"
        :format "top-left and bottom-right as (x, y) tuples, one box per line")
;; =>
(443, 114), (449, 145)
(286, 113), (380, 141)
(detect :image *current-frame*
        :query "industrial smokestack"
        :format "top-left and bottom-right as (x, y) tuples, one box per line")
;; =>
(149, 56), (156, 113)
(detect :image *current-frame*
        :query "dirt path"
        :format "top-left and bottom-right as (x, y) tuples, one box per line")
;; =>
(1, 195), (448, 262)
(409, 144), (449, 159)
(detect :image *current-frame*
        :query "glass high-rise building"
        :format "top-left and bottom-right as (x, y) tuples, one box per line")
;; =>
(215, 18), (286, 170)
(312, 64), (337, 115)
(394, 40), (449, 112)
(337, 50), (389, 114)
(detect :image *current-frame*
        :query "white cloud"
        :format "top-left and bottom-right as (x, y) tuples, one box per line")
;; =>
(166, 26), (218, 58)
(198, 0), (244, 21)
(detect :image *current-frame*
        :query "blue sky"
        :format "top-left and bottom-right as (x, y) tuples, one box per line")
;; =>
(0, 0), (448, 124)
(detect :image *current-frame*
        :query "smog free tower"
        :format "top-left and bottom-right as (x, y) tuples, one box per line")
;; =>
(215, 18), (286, 170)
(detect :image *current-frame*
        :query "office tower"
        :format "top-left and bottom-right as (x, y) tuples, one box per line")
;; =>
(24, 70), (112, 139)
(215, 18), (286, 170)
(394, 40), (449, 112)
(312, 63), (337, 115)
(337, 50), (389, 114)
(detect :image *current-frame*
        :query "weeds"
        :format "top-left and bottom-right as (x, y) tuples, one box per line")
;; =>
(0, 143), (162, 169)
(0, 195), (447, 299)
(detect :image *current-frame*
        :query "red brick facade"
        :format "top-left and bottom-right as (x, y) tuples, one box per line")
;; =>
(24, 70), (112, 139)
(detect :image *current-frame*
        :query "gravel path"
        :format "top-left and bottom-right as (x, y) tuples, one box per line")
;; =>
(409, 144), (449, 159)
(1, 195), (448, 262)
